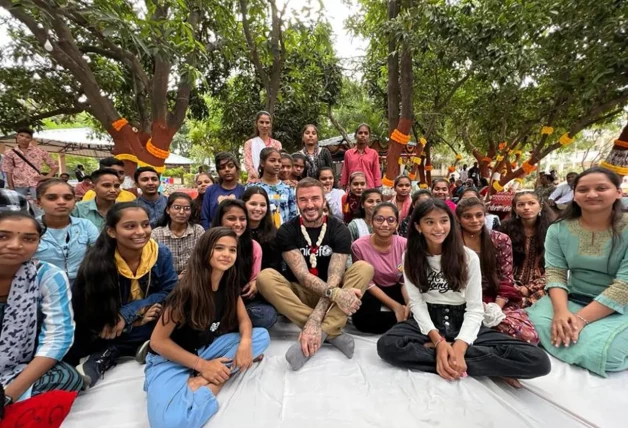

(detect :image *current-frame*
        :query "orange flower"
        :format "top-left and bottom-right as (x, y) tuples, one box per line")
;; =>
(498, 142), (507, 151)
(425, 165), (434, 171)
(447, 165), (456, 173)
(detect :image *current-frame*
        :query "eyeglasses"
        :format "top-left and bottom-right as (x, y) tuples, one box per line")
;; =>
(171, 205), (191, 212)
(373, 215), (397, 225)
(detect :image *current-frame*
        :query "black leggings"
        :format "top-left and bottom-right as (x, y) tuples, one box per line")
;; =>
(352, 284), (405, 334)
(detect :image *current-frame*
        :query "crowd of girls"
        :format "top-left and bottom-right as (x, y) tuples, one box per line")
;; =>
(2, 109), (628, 427)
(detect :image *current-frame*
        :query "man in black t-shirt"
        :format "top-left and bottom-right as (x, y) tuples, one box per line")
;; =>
(258, 178), (374, 370)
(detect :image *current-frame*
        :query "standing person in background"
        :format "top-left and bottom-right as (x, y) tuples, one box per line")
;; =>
(193, 165), (209, 183)
(247, 147), (297, 227)
(467, 162), (480, 187)
(300, 124), (332, 179)
(201, 152), (245, 229)
(459, 164), (468, 182)
(431, 178), (457, 212)
(318, 167), (345, 221)
(74, 175), (92, 201)
(290, 153), (308, 183)
(243, 111), (282, 183)
(59, 173), (70, 183)
(35, 179), (99, 288)
(135, 167), (168, 228)
(548, 171), (578, 211)
(347, 189), (382, 242)
(72, 168), (121, 231)
(342, 171), (367, 224)
(279, 153), (297, 187)
(535, 173), (556, 205)
(392, 175), (412, 225)
(82, 157), (136, 202)
(152, 193), (205, 277)
(190, 172), (213, 225)
(74, 164), (86, 182)
(340, 124), (382, 189)
(2, 127), (58, 199)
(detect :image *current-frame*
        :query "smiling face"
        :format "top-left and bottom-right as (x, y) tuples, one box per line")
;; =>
(319, 169), (335, 192)
(458, 204), (485, 235)
(210, 236), (238, 272)
(196, 174), (213, 194)
(416, 208), (451, 249)
(292, 158), (305, 178)
(221, 206), (247, 237)
(137, 171), (160, 196)
(573, 172), (621, 214)
(167, 197), (192, 226)
(350, 174), (367, 197)
(297, 185), (325, 223)
(432, 181), (449, 200)
(38, 183), (75, 217)
(395, 178), (412, 197)
(262, 151), (282, 177)
(303, 126), (318, 146)
(362, 192), (382, 218)
(372, 206), (397, 238)
(514, 193), (542, 220)
(107, 208), (151, 252)
(245, 194), (268, 224)
(280, 157), (293, 180)
(0, 217), (40, 267)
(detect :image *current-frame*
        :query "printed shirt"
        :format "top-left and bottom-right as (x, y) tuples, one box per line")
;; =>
(339, 147), (382, 188)
(2, 145), (58, 188)
(72, 199), (106, 231)
(136, 195), (168, 228)
(151, 223), (205, 274)
(247, 181), (297, 226)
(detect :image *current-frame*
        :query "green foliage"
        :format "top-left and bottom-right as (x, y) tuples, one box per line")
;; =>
(162, 167), (187, 179)
(61, 155), (100, 175)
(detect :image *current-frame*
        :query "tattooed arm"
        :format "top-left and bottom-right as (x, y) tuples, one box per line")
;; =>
(282, 249), (329, 296)
(325, 253), (348, 289)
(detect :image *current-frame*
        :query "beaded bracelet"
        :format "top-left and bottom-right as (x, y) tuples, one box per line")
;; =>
(575, 314), (590, 326)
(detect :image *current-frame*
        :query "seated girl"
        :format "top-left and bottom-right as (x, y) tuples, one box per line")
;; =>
(342, 171), (367, 224)
(351, 203), (409, 333)
(459, 187), (501, 230)
(398, 190), (432, 238)
(152, 193), (205, 277)
(392, 175), (412, 225)
(499, 191), (554, 308)
(347, 188), (382, 242)
(70, 202), (178, 387)
(35, 179), (99, 288)
(0, 212), (83, 405)
(377, 199), (550, 384)
(318, 167), (345, 221)
(527, 168), (628, 377)
(212, 199), (277, 329)
(247, 147), (297, 228)
(242, 186), (281, 271)
(144, 227), (270, 428)
(190, 172), (213, 225)
(456, 198), (538, 343)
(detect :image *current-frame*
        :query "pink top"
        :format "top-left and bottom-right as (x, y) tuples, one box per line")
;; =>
(340, 147), (382, 188)
(351, 234), (407, 289)
(445, 200), (457, 213)
(251, 240), (262, 282)
(243, 137), (282, 181)
(2, 145), (58, 188)
(394, 194), (412, 224)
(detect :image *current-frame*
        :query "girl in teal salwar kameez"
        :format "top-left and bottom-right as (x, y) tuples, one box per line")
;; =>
(527, 167), (628, 377)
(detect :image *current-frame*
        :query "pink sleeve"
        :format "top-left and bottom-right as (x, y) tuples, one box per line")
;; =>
(351, 240), (363, 262)
(2, 151), (14, 173)
(243, 139), (256, 178)
(250, 240), (262, 282)
(272, 139), (282, 151)
(372, 150), (382, 187)
(340, 151), (349, 187)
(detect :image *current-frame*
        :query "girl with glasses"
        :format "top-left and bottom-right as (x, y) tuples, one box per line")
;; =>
(152, 193), (205, 277)
(351, 202), (410, 333)
(35, 179), (100, 288)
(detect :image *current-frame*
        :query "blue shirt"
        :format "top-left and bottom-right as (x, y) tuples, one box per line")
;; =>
(201, 183), (245, 229)
(246, 182), (297, 226)
(35, 217), (100, 280)
(72, 198), (106, 231)
(136, 194), (168, 228)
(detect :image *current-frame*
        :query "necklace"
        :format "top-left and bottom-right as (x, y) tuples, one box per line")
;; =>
(300, 215), (328, 276)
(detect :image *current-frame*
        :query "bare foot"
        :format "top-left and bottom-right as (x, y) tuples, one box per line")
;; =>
(502, 377), (522, 388)
(187, 375), (210, 392)
(254, 354), (264, 362)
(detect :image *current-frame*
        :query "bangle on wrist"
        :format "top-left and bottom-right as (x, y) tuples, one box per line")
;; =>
(192, 356), (201, 372)
(575, 314), (589, 326)
(433, 336), (445, 348)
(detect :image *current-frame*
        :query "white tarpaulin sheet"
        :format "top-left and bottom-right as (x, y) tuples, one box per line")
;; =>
(63, 321), (628, 428)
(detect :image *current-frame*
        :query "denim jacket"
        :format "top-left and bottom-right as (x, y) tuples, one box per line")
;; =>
(118, 243), (178, 325)
(35, 216), (100, 280)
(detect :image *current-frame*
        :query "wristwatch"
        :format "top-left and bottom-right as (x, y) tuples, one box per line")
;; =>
(324, 287), (338, 300)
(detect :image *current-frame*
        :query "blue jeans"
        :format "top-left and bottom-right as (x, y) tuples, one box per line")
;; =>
(245, 298), (277, 330)
(144, 328), (270, 428)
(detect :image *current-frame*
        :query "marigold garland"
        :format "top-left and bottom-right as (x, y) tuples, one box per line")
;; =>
(541, 126), (554, 135)
(492, 181), (504, 192)
(419, 137), (427, 146)
(408, 172), (416, 180)
(498, 142), (507, 151)
(382, 176), (394, 187)
(613, 139), (628, 149)
(559, 133), (575, 146)
(425, 165), (434, 171)
(513, 150), (523, 157)
(511, 162), (518, 169)
(600, 161), (628, 176)
(419, 183), (428, 189)
(495, 155), (504, 162)
(482, 156), (492, 163)
(146, 139), (170, 160)
(522, 160), (537, 174)
(112, 118), (129, 132)
(447, 165), (456, 173)
(391, 129), (411, 145)
(397, 157), (405, 165)
(455, 154), (463, 161)
(412, 156), (422, 165)
(515, 177), (524, 184)
(115, 153), (139, 163)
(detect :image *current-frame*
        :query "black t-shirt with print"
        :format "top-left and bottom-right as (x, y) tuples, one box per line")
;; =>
(277, 215), (351, 283)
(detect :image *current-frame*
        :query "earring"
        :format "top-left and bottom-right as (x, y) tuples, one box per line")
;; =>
(538, 211), (542, 217)
(515, 213), (519, 219)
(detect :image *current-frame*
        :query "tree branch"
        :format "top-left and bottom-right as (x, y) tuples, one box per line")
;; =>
(327, 104), (351, 147)
(436, 72), (471, 111)
(0, 105), (88, 133)
(151, 3), (171, 124)
(239, 0), (270, 89)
